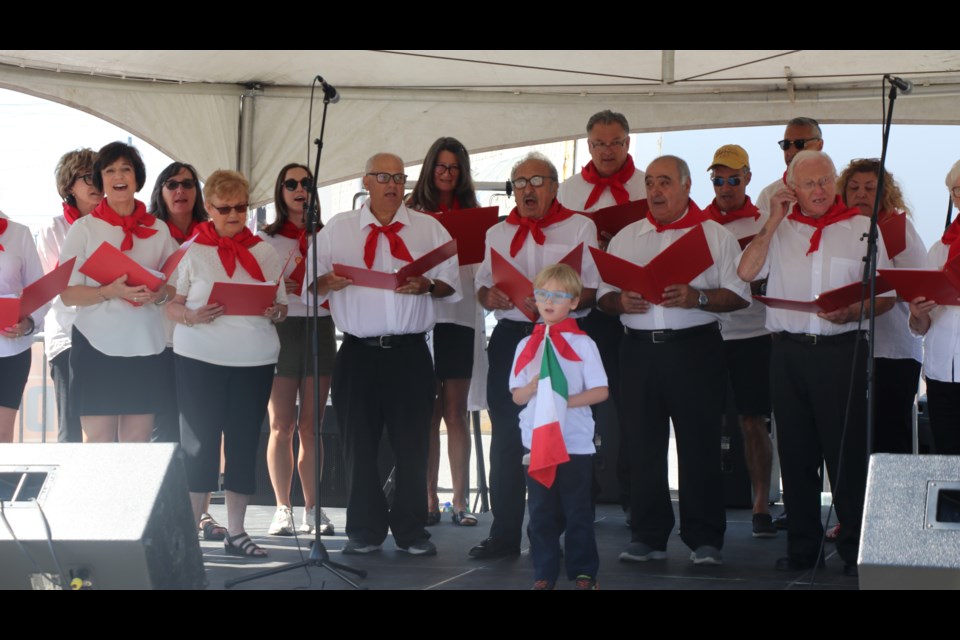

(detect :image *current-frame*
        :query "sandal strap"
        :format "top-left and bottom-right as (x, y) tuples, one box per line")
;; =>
(225, 532), (267, 557)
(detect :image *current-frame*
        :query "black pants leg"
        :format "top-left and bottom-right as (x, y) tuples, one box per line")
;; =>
(926, 378), (960, 455)
(872, 357), (920, 454)
(50, 350), (82, 443)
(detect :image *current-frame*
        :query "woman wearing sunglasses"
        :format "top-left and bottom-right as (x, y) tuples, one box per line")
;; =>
(166, 169), (287, 558)
(407, 137), (482, 527)
(60, 141), (179, 443)
(38, 148), (102, 443)
(259, 163), (336, 538)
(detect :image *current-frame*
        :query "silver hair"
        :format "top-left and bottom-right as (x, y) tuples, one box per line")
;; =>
(652, 155), (691, 186)
(511, 152), (558, 182)
(787, 116), (822, 139)
(946, 159), (960, 191)
(365, 152), (403, 174)
(786, 150), (836, 187)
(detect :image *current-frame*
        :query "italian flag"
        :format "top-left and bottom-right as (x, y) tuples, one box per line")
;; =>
(528, 330), (571, 488)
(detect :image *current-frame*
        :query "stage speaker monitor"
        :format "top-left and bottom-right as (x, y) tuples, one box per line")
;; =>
(860, 454), (960, 590)
(0, 444), (205, 590)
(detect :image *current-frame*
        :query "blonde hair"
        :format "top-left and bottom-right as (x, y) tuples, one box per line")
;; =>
(533, 263), (583, 297)
(203, 169), (249, 203)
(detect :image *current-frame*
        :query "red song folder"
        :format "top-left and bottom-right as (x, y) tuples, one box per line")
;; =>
(159, 233), (197, 280)
(876, 266), (960, 306)
(878, 213), (906, 259)
(79, 242), (165, 291)
(332, 239), (458, 290)
(431, 207), (499, 265)
(586, 200), (649, 240)
(490, 244), (585, 322)
(753, 280), (891, 313)
(0, 258), (76, 327)
(590, 224), (714, 305)
(206, 281), (280, 316)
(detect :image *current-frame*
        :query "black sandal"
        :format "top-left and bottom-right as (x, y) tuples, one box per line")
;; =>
(224, 532), (268, 558)
(199, 513), (227, 541)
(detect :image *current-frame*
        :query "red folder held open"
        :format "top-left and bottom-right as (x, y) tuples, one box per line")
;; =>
(79, 242), (165, 291)
(207, 281), (280, 316)
(490, 244), (585, 322)
(431, 207), (499, 265)
(0, 258), (76, 327)
(585, 200), (649, 240)
(590, 224), (714, 305)
(332, 239), (458, 290)
(753, 279), (892, 313)
(877, 263), (960, 306)
(879, 213), (906, 259)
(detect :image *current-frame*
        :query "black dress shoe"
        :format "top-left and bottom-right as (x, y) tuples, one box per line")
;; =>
(775, 556), (825, 572)
(468, 537), (520, 559)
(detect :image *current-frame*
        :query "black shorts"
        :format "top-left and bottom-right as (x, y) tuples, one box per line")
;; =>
(433, 322), (474, 380)
(723, 334), (772, 417)
(275, 315), (336, 378)
(69, 327), (168, 416)
(0, 349), (31, 409)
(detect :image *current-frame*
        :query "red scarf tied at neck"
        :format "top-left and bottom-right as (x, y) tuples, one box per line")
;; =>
(645, 199), (706, 233)
(787, 196), (860, 255)
(277, 220), (308, 258)
(91, 199), (157, 252)
(581, 154), (636, 210)
(505, 199), (576, 257)
(167, 219), (200, 245)
(942, 216), (960, 262)
(512, 318), (585, 376)
(63, 202), (82, 226)
(702, 196), (760, 225)
(364, 221), (413, 269)
(436, 198), (460, 214)
(194, 221), (265, 281)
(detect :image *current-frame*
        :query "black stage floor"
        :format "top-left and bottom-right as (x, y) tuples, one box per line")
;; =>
(201, 503), (858, 590)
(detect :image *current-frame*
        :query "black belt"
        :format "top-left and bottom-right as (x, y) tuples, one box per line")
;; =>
(775, 331), (864, 347)
(496, 319), (537, 336)
(624, 322), (719, 344)
(343, 333), (426, 349)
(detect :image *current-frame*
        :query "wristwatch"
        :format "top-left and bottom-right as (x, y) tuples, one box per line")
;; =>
(427, 279), (436, 296)
(697, 290), (709, 309)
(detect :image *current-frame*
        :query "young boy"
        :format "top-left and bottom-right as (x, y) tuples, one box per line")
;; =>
(509, 263), (608, 590)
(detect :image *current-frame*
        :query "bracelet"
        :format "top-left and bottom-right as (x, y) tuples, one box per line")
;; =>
(23, 317), (36, 337)
(154, 289), (169, 306)
(271, 308), (282, 321)
(182, 307), (194, 327)
(97, 286), (109, 302)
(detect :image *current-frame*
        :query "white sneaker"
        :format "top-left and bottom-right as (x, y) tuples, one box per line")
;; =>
(318, 508), (335, 536)
(299, 507), (336, 536)
(268, 505), (295, 536)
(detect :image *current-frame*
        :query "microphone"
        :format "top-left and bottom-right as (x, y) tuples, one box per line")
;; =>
(315, 75), (341, 104)
(885, 75), (913, 95)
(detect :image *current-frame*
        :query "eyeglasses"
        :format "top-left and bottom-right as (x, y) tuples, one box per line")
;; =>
(710, 176), (743, 187)
(434, 163), (460, 176)
(795, 177), (834, 191)
(777, 137), (821, 151)
(164, 179), (197, 191)
(511, 175), (553, 190)
(588, 139), (627, 150)
(366, 172), (407, 185)
(283, 178), (312, 191)
(533, 289), (575, 303)
(210, 203), (248, 215)
(76, 173), (94, 186)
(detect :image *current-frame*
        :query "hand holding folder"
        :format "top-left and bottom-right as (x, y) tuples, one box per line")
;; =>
(0, 258), (76, 328)
(332, 239), (458, 290)
(753, 279), (886, 314)
(878, 255), (960, 306)
(206, 281), (280, 316)
(490, 244), (585, 321)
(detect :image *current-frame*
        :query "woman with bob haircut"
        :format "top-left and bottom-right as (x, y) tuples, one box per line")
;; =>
(148, 161), (207, 243)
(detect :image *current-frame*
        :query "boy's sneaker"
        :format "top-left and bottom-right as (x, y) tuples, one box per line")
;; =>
(690, 545), (723, 566)
(531, 580), (555, 590)
(619, 541), (667, 563)
(268, 505), (295, 536)
(574, 575), (599, 590)
(752, 513), (778, 538)
(397, 540), (437, 556)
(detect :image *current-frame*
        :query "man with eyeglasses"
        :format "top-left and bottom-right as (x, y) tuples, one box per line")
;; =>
(598, 155), (749, 567)
(756, 117), (824, 217)
(702, 145), (777, 538)
(738, 150), (894, 576)
(307, 152), (461, 558)
(471, 152), (599, 560)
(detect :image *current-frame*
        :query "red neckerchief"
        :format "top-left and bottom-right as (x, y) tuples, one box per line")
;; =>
(0, 218), (6, 251)
(581, 154), (636, 210)
(702, 196), (760, 225)
(645, 199), (706, 233)
(194, 221), (265, 281)
(364, 220), (413, 269)
(166, 219), (200, 245)
(277, 220), (307, 258)
(437, 198), (461, 214)
(505, 199), (576, 257)
(787, 196), (860, 255)
(513, 318), (585, 375)
(942, 216), (960, 261)
(91, 199), (157, 252)
(63, 202), (82, 226)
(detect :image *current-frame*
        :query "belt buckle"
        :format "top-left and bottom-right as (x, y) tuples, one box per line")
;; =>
(804, 333), (818, 346)
(378, 335), (392, 349)
(651, 330), (667, 344)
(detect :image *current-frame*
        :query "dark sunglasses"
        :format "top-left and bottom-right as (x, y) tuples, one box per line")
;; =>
(211, 203), (248, 215)
(76, 173), (94, 186)
(777, 137), (820, 151)
(164, 179), (197, 190)
(283, 178), (313, 191)
(711, 176), (742, 187)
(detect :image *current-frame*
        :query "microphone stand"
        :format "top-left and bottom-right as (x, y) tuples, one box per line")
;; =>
(226, 84), (366, 589)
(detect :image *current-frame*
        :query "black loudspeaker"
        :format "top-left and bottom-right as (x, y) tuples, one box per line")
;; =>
(0, 444), (205, 590)
(860, 454), (960, 589)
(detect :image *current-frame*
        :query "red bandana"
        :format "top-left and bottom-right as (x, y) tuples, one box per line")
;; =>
(277, 220), (307, 258)
(364, 221), (413, 269)
(0, 218), (6, 251)
(581, 154), (636, 210)
(91, 199), (157, 252)
(166, 219), (200, 245)
(436, 198), (461, 214)
(505, 199), (576, 257)
(787, 196), (860, 255)
(63, 202), (82, 226)
(645, 200), (707, 233)
(702, 196), (760, 225)
(194, 221), (265, 282)
(513, 318), (585, 376)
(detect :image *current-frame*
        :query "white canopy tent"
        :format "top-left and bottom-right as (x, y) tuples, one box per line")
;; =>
(1, 50), (958, 205)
